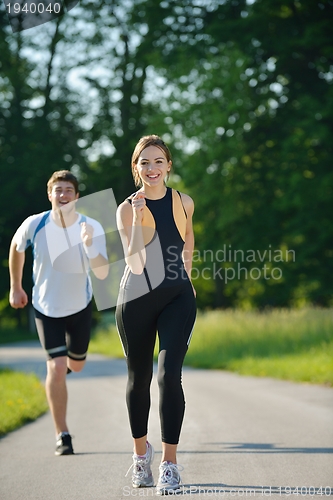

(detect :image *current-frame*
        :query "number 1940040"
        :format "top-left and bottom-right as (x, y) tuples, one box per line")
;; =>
(278, 486), (332, 496)
(6, 3), (62, 14)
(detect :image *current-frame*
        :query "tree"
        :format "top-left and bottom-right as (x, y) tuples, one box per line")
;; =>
(1, 0), (331, 321)
(148, 0), (333, 308)
(0, 0), (212, 321)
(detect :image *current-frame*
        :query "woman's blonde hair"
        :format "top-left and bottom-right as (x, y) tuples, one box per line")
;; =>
(131, 135), (172, 187)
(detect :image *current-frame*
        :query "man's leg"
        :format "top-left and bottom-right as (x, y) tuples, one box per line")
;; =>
(67, 358), (86, 372)
(66, 301), (92, 373)
(46, 357), (86, 433)
(34, 306), (89, 455)
(34, 309), (70, 435)
(34, 309), (74, 454)
(45, 355), (68, 434)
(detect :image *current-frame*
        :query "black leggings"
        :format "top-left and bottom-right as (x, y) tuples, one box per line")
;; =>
(116, 281), (196, 445)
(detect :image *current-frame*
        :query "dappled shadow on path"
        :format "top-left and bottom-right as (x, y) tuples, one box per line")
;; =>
(73, 444), (333, 457)
(61, 443), (333, 456)
(183, 442), (333, 454)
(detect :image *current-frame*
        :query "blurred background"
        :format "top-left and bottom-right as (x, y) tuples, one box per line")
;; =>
(1, 0), (332, 331)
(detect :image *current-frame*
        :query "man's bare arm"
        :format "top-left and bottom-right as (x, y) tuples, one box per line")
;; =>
(9, 239), (28, 308)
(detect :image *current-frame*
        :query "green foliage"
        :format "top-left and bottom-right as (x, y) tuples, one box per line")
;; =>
(0, 0), (331, 317)
(0, 326), (38, 344)
(0, 368), (48, 436)
(89, 323), (125, 359)
(150, 0), (333, 309)
(0, 11), (91, 325)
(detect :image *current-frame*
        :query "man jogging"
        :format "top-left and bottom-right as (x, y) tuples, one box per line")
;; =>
(9, 170), (108, 456)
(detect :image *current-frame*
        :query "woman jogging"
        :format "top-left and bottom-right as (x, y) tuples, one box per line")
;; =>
(116, 135), (196, 495)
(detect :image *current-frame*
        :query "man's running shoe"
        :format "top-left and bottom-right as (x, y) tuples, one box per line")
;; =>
(126, 442), (154, 488)
(156, 461), (184, 495)
(55, 432), (74, 456)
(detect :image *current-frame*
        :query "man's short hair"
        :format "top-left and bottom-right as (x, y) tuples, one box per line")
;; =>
(47, 170), (79, 194)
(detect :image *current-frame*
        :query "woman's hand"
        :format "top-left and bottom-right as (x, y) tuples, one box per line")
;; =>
(131, 192), (146, 224)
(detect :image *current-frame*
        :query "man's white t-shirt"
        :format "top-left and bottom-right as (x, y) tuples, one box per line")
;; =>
(14, 211), (107, 318)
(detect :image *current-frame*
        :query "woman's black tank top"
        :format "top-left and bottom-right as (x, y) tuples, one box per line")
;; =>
(121, 187), (189, 291)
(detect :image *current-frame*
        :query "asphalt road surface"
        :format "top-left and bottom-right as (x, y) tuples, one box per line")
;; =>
(0, 342), (332, 499)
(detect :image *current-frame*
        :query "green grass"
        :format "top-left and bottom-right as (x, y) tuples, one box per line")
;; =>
(89, 324), (125, 358)
(0, 368), (48, 437)
(228, 344), (333, 385)
(89, 307), (333, 386)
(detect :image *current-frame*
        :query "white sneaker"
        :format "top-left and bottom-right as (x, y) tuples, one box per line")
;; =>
(126, 442), (154, 488)
(156, 461), (184, 495)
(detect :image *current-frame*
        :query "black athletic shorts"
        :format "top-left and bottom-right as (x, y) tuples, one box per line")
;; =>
(34, 302), (92, 361)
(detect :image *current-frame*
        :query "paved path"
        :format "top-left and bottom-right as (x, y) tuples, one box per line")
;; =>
(0, 342), (332, 499)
